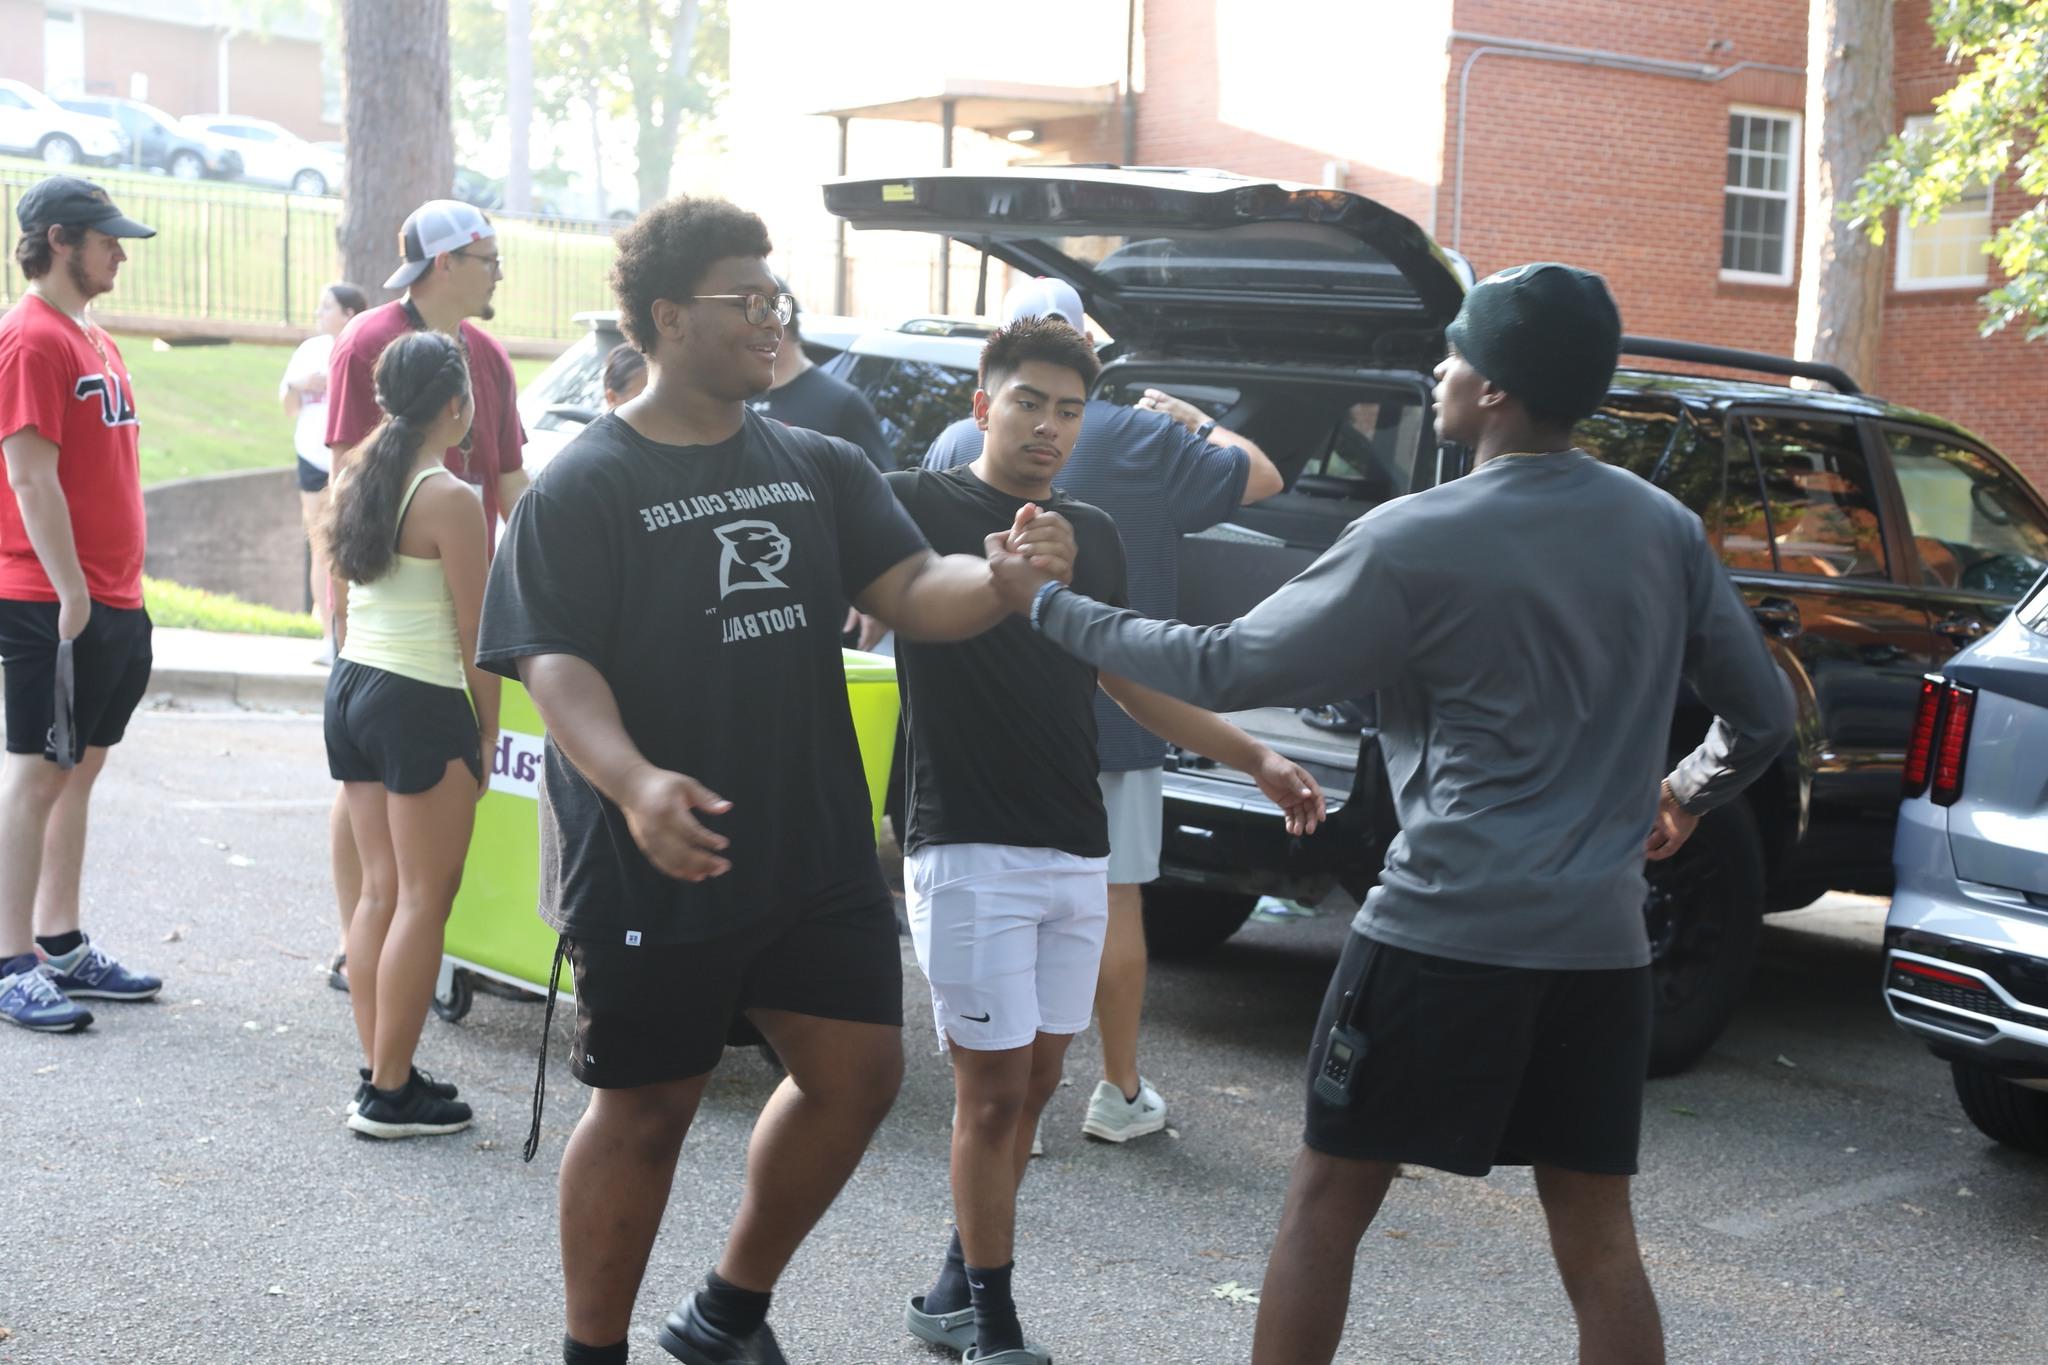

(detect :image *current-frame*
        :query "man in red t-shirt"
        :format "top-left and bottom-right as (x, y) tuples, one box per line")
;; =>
(317, 199), (527, 995)
(0, 176), (164, 1034)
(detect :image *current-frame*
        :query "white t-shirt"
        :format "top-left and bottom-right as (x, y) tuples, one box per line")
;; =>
(281, 333), (336, 470)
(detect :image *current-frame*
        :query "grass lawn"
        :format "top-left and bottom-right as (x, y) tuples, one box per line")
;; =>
(118, 335), (553, 486)
(143, 576), (320, 637)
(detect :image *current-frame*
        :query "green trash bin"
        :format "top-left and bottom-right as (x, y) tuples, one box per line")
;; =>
(432, 649), (900, 1020)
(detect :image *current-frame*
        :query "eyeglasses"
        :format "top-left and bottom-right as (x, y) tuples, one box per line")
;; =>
(453, 248), (503, 276)
(689, 292), (795, 327)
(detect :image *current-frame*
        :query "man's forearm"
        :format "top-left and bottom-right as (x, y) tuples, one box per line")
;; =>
(516, 653), (656, 805)
(499, 466), (531, 510)
(1100, 675), (1268, 771)
(13, 481), (87, 602)
(877, 553), (1005, 642)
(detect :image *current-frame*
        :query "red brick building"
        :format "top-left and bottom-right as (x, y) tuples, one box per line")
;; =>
(0, 0), (337, 142)
(1129, 0), (2046, 489)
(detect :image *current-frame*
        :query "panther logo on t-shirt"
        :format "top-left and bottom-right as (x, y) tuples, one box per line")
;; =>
(713, 519), (791, 597)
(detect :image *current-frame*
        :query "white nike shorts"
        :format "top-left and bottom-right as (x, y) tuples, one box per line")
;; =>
(905, 842), (1111, 1052)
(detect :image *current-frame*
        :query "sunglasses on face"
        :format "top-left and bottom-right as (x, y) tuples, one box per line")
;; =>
(689, 292), (795, 327)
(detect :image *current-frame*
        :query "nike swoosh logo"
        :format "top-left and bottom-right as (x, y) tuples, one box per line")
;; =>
(961, 1012), (991, 1023)
(968, 1278), (985, 1291)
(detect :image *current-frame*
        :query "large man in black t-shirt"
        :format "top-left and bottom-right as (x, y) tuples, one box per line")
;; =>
(476, 198), (1078, 1365)
(887, 318), (1325, 1365)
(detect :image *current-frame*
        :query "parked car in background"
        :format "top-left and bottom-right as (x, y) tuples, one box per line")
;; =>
(1885, 571), (2048, 1155)
(183, 114), (339, 195)
(0, 79), (127, 167)
(819, 317), (991, 467)
(56, 96), (241, 180)
(826, 165), (2048, 1076)
(515, 309), (868, 472)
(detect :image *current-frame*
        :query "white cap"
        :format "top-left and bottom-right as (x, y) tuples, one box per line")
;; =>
(998, 276), (1085, 329)
(385, 200), (496, 290)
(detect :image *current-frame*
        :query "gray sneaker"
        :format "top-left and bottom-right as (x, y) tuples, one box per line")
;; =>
(1081, 1077), (1167, 1143)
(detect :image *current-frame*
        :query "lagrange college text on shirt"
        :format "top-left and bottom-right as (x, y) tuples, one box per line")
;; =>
(638, 476), (820, 647)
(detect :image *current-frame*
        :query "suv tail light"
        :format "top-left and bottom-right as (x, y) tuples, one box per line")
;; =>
(1902, 676), (1944, 798)
(1930, 684), (1977, 807)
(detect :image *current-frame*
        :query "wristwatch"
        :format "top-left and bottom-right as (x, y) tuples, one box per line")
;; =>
(1193, 418), (1217, 442)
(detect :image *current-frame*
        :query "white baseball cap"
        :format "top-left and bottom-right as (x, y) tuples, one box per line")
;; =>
(998, 276), (1085, 329)
(385, 199), (496, 290)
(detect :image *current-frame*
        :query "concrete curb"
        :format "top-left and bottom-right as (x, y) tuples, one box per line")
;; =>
(147, 666), (326, 711)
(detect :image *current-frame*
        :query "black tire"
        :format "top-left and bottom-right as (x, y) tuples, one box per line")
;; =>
(37, 134), (80, 167)
(431, 968), (474, 1023)
(1950, 1060), (2048, 1155)
(1141, 884), (1258, 960)
(1643, 799), (1765, 1077)
(169, 150), (204, 180)
(291, 169), (328, 196)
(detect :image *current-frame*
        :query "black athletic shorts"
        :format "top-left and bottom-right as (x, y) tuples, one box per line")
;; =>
(0, 600), (152, 761)
(295, 455), (330, 494)
(567, 896), (904, 1088)
(324, 658), (481, 793)
(1303, 932), (1652, 1177)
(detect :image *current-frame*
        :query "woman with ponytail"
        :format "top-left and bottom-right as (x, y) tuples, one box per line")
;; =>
(321, 329), (499, 1139)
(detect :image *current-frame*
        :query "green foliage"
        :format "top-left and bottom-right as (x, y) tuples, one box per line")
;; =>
(1846, 1), (2048, 338)
(450, 0), (729, 209)
(143, 577), (322, 638)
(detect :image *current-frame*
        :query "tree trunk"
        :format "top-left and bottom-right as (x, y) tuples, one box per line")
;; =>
(630, 0), (700, 211)
(1794, 0), (1894, 387)
(337, 0), (456, 305)
(504, 0), (533, 213)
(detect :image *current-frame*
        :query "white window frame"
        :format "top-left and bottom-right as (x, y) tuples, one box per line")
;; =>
(1894, 114), (1994, 291)
(1721, 106), (1802, 286)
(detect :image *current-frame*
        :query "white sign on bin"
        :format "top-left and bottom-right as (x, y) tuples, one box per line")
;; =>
(488, 728), (545, 801)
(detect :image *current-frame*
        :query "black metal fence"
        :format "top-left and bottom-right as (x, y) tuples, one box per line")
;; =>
(0, 159), (617, 343)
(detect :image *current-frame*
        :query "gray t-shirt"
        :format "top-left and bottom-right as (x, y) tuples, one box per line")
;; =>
(1037, 449), (1796, 970)
(925, 399), (1248, 771)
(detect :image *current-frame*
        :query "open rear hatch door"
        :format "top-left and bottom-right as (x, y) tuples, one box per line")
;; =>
(823, 168), (1465, 367)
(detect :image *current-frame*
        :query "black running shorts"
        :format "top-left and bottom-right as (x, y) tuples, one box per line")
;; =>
(0, 600), (152, 761)
(567, 896), (905, 1088)
(1303, 932), (1652, 1177)
(324, 658), (481, 793)
(295, 455), (330, 494)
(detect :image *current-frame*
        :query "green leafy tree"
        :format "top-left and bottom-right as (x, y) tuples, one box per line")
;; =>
(1848, 1), (2048, 337)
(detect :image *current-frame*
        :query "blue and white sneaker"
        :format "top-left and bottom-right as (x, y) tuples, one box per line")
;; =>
(0, 963), (94, 1032)
(43, 935), (162, 1001)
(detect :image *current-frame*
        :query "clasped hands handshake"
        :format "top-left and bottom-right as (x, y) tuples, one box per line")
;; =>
(985, 502), (1072, 611)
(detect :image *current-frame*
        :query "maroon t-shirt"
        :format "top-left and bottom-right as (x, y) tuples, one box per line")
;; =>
(325, 299), (525, 541)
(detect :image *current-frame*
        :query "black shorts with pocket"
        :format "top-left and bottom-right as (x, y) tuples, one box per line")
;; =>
(567, 896), (905, 1088)
(324, 658), (481, 793)
(295, 455), (330, 494)
(0, 599), (152, 760)
(1303, 931), (1652, 1177)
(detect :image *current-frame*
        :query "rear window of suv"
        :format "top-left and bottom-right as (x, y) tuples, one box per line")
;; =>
(833, 354), (978, 467)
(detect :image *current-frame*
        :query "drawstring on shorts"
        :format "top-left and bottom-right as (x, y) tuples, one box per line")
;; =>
(523, 934), (569, 1163)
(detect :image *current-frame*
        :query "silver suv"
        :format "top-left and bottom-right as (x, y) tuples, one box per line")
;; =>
(1886, 570), (2048, 1154)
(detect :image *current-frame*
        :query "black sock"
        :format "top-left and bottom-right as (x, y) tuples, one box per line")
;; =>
(696, 1270), (771, 1339)
(923, 1229), (969, 1314)
(36, 931), (84, 959)
(967, 1260), (1023, 1355)
(2, 951), (40, 979)
(1123, 1085), (1141, 1105)
(562, 1335), (628, 1364)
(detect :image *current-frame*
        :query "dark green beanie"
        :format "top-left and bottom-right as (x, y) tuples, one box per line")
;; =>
(1444, 263), (1622, 423)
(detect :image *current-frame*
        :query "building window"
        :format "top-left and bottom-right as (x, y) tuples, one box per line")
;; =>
(1722, 109), (1800, 285)
(1894, 115), (1993, 291)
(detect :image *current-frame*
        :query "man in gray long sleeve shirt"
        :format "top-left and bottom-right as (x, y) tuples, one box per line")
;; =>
(989, 264), (1794, 1365)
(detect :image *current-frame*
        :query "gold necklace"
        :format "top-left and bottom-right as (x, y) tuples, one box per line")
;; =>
(28, 284), (110, 370)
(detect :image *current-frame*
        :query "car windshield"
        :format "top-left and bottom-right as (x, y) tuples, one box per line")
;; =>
(833, 353), (979, 468)
(519, 327), (620, 431)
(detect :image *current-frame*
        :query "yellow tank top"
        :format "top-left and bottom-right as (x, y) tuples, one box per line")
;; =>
(339, 466), (467, 690)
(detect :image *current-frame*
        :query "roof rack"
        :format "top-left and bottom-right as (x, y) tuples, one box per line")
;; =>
(1619, 335), (1861, 396)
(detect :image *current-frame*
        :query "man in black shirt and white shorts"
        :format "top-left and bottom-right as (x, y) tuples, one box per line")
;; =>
(888, 318), (1325, 1364)
(476, 199), (1079, 1365)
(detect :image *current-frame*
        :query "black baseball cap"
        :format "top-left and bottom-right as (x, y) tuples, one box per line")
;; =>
(16, 175), (156, 239)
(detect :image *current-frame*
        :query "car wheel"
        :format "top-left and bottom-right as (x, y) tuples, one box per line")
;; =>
(292, 169), (328, 196)
(37, 134), (80, 166)
(169, 150), (204, 180)
(1141, 884), (1258, 959)
(1643, 798), (1765, 1077)
(1950, 1060), (2048, 1155)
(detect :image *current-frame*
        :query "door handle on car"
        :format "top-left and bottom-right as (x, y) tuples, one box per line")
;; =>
(1936, 613), (1990, 646)
(1750, 597), (1801, 638)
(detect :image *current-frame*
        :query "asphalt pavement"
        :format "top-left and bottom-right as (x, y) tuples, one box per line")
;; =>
(2, 699), (2045, 1364)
